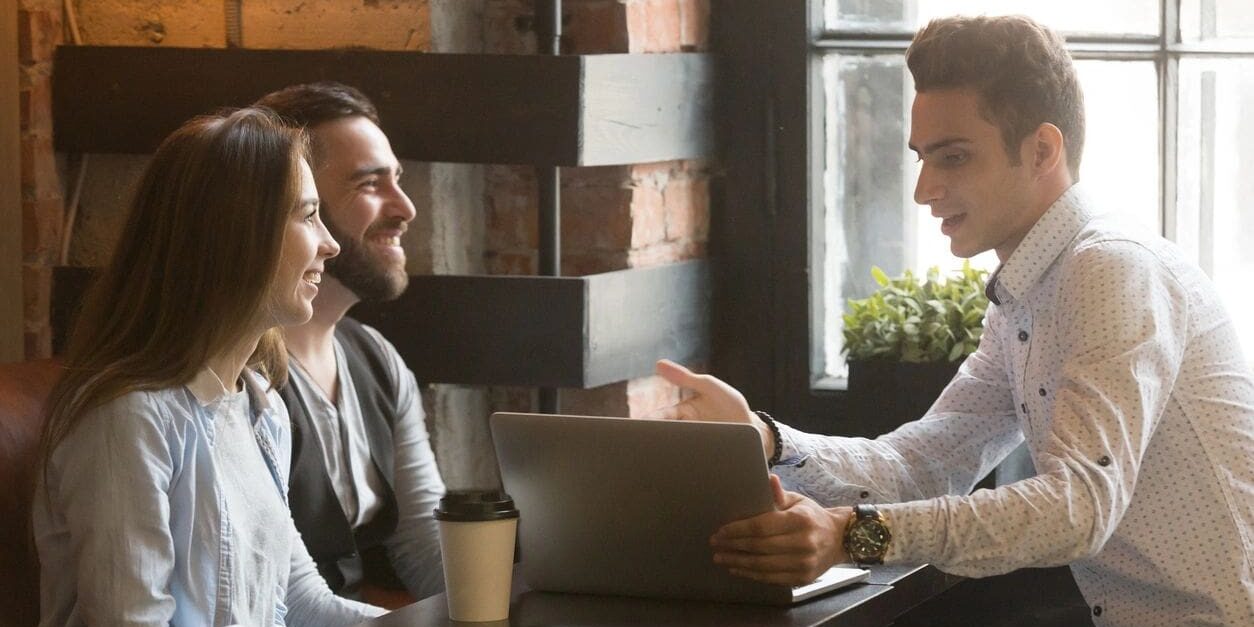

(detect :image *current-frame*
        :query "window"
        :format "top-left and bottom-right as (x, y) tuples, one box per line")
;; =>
(712, 2), (1254, 431)
(819, 1), (1254, 383)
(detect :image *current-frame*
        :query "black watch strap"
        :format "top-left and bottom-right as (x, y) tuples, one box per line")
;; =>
(754, 411), (783, 467)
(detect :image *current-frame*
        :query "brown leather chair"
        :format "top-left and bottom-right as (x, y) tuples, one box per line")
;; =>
(0, 359), (61, 627)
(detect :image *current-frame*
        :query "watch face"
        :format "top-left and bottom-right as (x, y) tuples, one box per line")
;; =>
(849, 518), (890, 560)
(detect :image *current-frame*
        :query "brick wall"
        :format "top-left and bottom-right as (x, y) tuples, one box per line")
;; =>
(18, 0), (64, 359)
(28, 0), (710, 482)
(483, 0), (710, 418)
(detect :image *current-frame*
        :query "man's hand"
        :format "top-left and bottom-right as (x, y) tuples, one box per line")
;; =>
(710, 475), (852, 586)
(648, 360), (775, 458)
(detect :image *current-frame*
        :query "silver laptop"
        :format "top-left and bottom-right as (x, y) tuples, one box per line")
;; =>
(490, 412), (870, 605)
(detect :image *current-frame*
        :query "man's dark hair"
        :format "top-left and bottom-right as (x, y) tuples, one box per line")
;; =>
(255, 81), (380, 129)
(906, 15), (1085, 178)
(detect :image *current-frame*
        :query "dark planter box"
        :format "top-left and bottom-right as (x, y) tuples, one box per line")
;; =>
(844, 359), (962, 438)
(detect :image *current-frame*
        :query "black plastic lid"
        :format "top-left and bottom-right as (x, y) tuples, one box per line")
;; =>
(433, 490), (519, 522)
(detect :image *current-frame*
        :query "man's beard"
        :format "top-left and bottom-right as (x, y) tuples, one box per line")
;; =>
(324, 216), (409, 302)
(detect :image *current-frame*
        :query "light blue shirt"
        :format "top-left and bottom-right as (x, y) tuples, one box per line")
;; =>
(33, 368), (386, 626)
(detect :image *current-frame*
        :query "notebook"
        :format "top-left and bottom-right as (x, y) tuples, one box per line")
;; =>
(490, 412), (871, 605)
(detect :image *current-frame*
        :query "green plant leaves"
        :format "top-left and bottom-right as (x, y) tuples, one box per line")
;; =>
(841, 261), (990, 364)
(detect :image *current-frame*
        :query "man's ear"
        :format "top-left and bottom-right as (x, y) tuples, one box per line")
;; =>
(1029, 123), (1066, 177)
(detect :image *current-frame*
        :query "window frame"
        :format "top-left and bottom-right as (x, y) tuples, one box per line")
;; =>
(712, 0), (1254, 434)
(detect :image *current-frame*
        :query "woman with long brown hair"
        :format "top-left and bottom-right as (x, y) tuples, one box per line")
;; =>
(33, 108), (386, 625)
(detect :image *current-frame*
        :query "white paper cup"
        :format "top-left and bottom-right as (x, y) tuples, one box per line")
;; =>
(434, 491), (519, 622)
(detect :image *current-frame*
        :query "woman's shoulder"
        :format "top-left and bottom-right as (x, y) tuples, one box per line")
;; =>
(70, 385), (207, 444)
(49, 386), (198, 473)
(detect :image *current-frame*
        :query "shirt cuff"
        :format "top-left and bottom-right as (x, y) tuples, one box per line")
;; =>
(878, 498), (945, 565)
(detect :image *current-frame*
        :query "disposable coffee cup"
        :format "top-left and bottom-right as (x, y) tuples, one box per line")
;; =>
(434, 490), (520, 622)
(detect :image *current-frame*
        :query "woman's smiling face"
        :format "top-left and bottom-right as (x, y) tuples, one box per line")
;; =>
(268, 158), (340, 328)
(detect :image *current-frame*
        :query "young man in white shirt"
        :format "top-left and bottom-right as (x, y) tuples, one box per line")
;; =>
(655, 15), (1254, 627)
(256, 83), (446, 603)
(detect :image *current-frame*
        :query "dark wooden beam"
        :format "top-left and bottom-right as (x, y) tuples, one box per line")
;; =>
(350, 261), (710, 388)
(583, 261), (709, 386)
(52, 46), (714, 166)
(53, 262), (710, 388)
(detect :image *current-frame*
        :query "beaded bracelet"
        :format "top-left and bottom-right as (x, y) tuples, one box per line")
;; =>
(754, 410), (783, 467)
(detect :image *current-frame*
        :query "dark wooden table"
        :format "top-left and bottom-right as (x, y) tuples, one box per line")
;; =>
(358, 564), (960, 627)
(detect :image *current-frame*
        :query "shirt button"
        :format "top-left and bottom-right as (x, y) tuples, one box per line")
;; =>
(860, 491), (870, 499)
(1098, 456), (1111, 467)
(1093, 605), (1103, 617)
(1020, 403), (1027, 413)
(1038, 387), (1046, 397)
(1018, 330), (1029, 342)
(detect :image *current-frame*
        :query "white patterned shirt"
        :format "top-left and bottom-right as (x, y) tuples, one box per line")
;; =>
(775, 185), (1254, 627)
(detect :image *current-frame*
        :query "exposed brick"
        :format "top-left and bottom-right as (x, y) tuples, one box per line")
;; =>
(18, 8), (61, 64)
(678, 0), (709, 50)
(22, 264), (51, 336)
(486, 197), (538, 251)
(560, 185), (633, 251)
(630, 161), (674, 188)
(565, 0), (628, 53)
(484, 165), (537, 251)
(22, 198), (64, 263)
(243, 0), (432, 50)
(73, 0), (227, 47)
(18, 80), (51, 137)
(626, 239), (705, 269)
(662, 176), (709, 241)
(486, 0), (631, 55)
(17, 61), (51, 93)
(483, 0), (534, 54)
(487, 163), (534, 187)
(484, 251), (536, 276)
(626, 0), (682, 53)
(560, 250), (628, 276)
(630, 185), (666, 248)
(564, 164), (631, 189)
(20, 134), (62, 202)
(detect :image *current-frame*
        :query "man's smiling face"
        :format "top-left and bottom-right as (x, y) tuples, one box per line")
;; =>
(310, 115), (416, 301)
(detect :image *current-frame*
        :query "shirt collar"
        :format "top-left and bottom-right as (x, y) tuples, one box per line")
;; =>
(987, 184), (1095, 304)
(186, 367), (273, 414)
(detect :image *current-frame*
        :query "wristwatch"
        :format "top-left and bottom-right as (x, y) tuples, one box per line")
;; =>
(843, 504), (892, 565)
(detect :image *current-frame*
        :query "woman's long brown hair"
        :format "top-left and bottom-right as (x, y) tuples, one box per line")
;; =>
(40, 107), (308, 472)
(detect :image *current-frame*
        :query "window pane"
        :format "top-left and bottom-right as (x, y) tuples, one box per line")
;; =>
(1181, 0), (1254, 44)
(826, 0), (1158, 36)
(1176, 59), (1254, 363)
(819, 56), (1159, 379)
(820, 53), (920, 380)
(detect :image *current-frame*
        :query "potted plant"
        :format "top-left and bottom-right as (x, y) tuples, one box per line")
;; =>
(840, 262), (989, 435)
